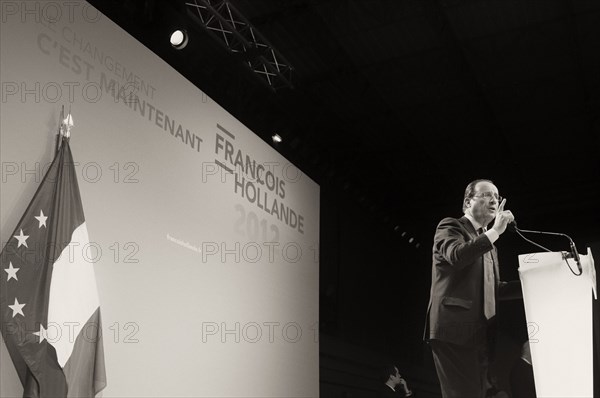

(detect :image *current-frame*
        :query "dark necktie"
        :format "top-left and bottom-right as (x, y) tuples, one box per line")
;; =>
(478, 227), (496, 319)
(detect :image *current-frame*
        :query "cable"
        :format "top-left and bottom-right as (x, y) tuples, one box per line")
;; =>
(515, 229), (552, 253)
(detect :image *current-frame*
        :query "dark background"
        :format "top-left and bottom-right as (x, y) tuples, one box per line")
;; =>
(90, 0), (600, 395)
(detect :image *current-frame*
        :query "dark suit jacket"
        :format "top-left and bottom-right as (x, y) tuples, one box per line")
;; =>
(424, 216), (520, 346)
(378, 385), (398, 397)
(378, 384), (409, 397)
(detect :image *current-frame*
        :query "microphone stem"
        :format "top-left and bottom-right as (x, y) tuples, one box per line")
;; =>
(516, 228), (568, 238)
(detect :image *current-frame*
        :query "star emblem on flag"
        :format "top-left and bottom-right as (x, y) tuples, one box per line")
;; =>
(33, 324), (49, 343)
(13, 229), (28, 248)
(8, 298), (26, 317)
(35, 209), (48, 228)
(3, 261), (19, 281)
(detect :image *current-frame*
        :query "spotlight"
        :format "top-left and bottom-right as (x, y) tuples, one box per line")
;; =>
(170, 29), (188, 49)
(272, 134), (282, 143)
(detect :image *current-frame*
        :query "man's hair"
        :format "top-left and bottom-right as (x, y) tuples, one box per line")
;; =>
(462, 178), (494, 212)
(381, 364), (397, 383)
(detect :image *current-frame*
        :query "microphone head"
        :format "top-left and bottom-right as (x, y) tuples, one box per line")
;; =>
(507, 220), (518, 232)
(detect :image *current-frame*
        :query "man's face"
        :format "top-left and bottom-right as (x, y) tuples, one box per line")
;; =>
(390, 367), (402, 386)
(465, 181), (500, 225)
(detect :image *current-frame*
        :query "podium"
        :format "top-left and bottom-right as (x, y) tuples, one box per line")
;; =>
(518, 249), (597, 398)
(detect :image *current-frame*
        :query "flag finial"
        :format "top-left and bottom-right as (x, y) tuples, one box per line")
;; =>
(61, 112), (74, 138)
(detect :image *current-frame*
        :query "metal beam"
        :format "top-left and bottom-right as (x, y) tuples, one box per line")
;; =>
(185, 0), (294, 90)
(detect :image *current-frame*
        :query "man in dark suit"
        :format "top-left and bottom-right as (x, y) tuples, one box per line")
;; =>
(423, 179), (519, 398)
(379, 365), (413, 397)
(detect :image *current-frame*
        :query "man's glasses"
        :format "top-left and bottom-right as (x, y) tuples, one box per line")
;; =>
(472, 191), (503, 202)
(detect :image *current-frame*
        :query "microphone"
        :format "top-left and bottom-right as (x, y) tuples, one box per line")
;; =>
(512, 223), (583, 274)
